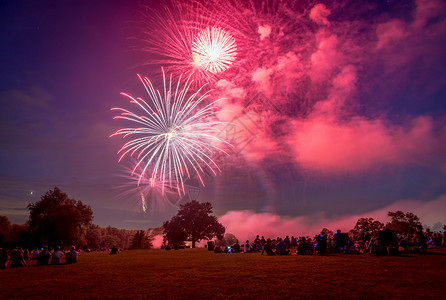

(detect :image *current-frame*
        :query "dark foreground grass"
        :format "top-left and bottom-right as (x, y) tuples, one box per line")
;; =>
(1, 248), (446, 299)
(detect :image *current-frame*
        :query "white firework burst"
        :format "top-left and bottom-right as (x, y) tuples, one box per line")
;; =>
(191, 26), (238, 74)
(111, 70), (229, 195)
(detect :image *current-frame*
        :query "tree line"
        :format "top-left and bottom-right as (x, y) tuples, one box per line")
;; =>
(0, 187), (158, 250)
(1, 187), (444, 250)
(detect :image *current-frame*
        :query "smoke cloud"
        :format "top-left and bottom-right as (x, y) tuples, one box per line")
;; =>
(211, 0), (446, 177)
(218, 194), (446, 243)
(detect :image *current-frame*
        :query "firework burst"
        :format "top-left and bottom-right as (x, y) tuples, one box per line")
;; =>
(135, 0), (238, 85)
(111, 70), (229, 195)
(191, 26), (237, 74)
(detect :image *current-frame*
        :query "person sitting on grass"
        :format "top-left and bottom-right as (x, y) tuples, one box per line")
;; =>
(31, 247), (39, 260)
(254, 240), (262, 252)
(37, 246), (51, 265)
(291, 236), (297, 248)
(110, 245), (119, 255)
(233, 241), (241, 253)
(51, 246), (64, 265)
(297, 237), (310, 255)
(66, 246), (79, 264)
(10, 247), (27, 268)
(261, 239), (275, 256)
(276, 238), (290, 255)
(244, 240), (251, 253)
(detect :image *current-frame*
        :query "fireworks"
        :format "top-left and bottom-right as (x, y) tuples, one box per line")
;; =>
(136, 0), (238, 84)
(116, 0), (318, 211)
(111, 70), (228, 195)
(113, 161), (176, 214)
(191, 26), (237, 74)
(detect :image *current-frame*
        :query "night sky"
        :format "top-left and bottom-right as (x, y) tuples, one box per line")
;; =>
(1, 0), (445, 239)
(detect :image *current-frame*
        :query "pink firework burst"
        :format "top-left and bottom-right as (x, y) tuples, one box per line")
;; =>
(135, 0), (239, 85)
(191, 26), (238, 74)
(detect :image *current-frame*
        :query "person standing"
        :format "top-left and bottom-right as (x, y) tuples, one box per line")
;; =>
(0, 248), (9, 268)
(416, 225), (427, 253)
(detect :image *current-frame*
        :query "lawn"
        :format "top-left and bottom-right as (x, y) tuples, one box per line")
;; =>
(1, 248), (445, 299)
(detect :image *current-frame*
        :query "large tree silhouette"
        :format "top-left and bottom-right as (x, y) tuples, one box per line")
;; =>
(386, 211), (421, 235)
(163, 201), (225, 248)
(28, 187), (93, 246)
(350, 217), (384, 238)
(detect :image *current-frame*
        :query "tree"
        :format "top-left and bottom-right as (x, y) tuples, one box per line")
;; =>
(0, 216), (12, 247)
(85, 224), (102, 248)
(102, 234), (121, 248)
(132, 231), (141, 249)
(131, 230), (153, 249)
(102, 226), (136, 250)
(0, 216), (37, 248)
(349, 218), (384, 238)
(386, 211), (421, 235)
(84, 225), (142, 250)
(163, 201), (225, 248)
(28, 187), (93, 246)
(163, 219), (188, 246)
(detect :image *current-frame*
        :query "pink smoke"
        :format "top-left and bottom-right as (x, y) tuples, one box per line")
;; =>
(218, 195), (446, 243)
(257, 25), (272, 41)
(309, 4), (331, 26)
(289, 115), (441, 173)
(151, 234), (164, 249)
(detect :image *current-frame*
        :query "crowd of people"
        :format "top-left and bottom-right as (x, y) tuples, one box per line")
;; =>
(0, 245), (80, 269)
(214, 226), (446, 256)
(2, 226), (445, 267)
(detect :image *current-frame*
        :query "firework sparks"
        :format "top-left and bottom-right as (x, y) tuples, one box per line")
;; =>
(192, 26), (237, 74)
(111, 70), (229, 195)
(113, 161), (179, 214)
(135, 0), (240, 85)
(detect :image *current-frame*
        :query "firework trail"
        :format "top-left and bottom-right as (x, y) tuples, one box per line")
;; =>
(113, 161), (180, 214)
(111, 70), (229, 196)
(134, 167), (181, 213)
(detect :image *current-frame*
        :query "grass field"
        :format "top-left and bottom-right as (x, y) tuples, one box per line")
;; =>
(1, 248), (446, 299)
